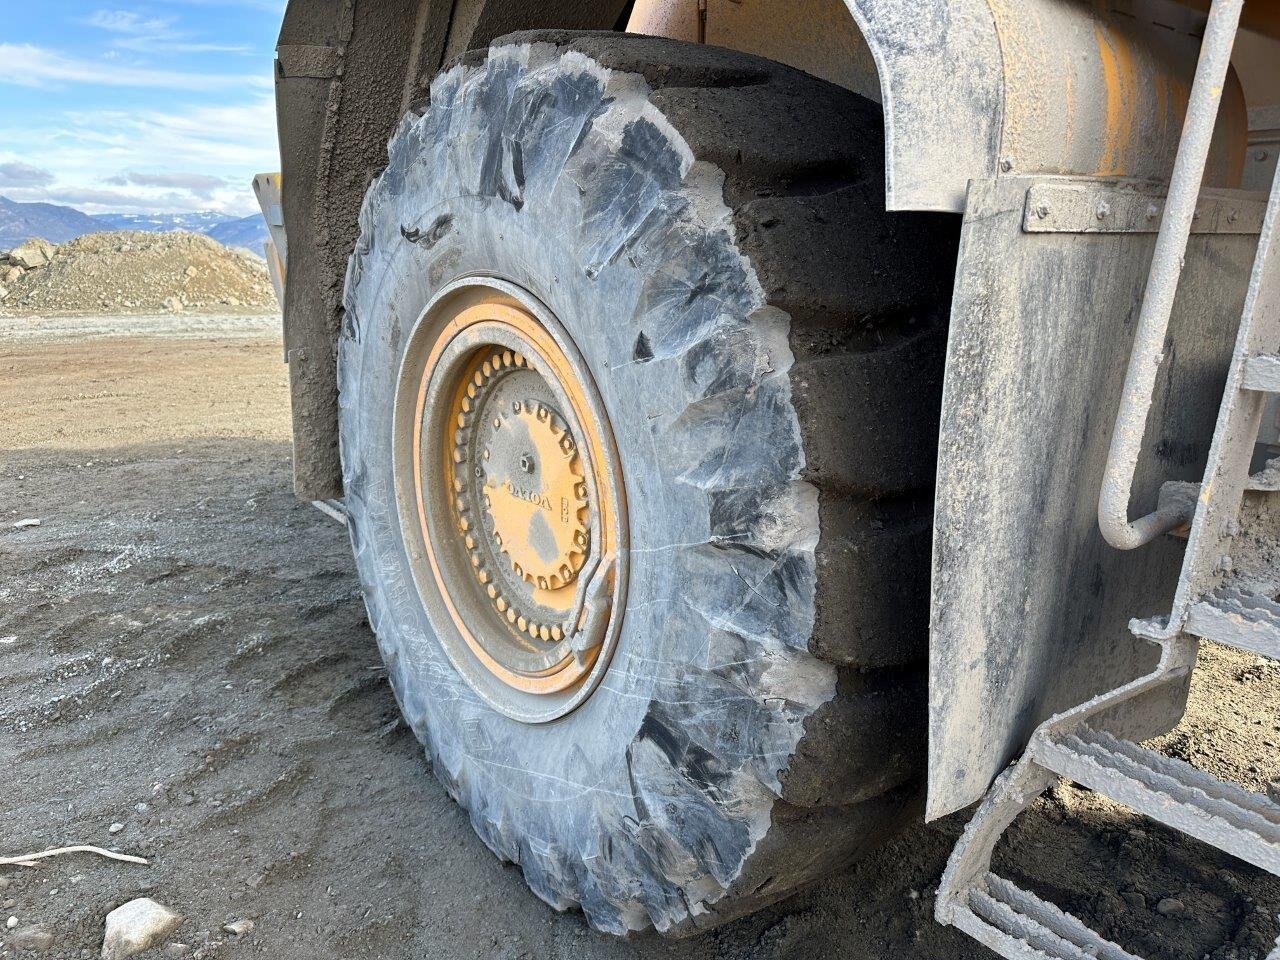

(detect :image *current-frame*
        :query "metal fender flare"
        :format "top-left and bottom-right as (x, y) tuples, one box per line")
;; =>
(839, 0), (1246, 211)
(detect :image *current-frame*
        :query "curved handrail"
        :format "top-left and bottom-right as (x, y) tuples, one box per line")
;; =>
(1097, 0), (1244, 550)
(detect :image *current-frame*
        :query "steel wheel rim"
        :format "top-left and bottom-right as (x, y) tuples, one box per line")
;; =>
(391, 279), (627, 722)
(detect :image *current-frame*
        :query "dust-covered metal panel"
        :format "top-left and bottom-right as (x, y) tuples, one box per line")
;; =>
(833, 0), (1243, 213)
(927, 175), (1261, 820)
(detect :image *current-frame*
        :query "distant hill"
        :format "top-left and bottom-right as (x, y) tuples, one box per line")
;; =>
(92, 211), (236, 233)
(0, 196), (102, 248)
(0, 195), (268, 254)
(206, 215), (270, 254)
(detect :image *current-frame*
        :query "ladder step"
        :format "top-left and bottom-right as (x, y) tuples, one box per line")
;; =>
(959, 874), (1140, 960)
(1186, 586), (1280, 658)
(1032, 727), (1280, 873)
(1242, 354), (1280, 393)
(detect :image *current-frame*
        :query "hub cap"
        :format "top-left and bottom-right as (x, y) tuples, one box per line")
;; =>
(394, 284), (626, 720)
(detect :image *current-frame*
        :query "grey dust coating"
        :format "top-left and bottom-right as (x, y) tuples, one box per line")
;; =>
(335, 30), (959, 937)
(927, 174), (1260, 820)
(336, 40), (824, 934)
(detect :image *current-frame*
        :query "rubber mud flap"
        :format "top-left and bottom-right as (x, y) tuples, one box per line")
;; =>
(338, 32), (958, 935)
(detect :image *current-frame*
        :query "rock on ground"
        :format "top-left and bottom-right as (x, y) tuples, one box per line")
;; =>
(7, 238), (55, 270)
(10, 924), (55, 952)
(101, 899), (182, 960)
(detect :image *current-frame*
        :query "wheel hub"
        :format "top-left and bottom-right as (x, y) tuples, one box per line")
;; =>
(452, 350), (592, 641)
(477, 395), (589, 591)
(395, 284), (627, 718)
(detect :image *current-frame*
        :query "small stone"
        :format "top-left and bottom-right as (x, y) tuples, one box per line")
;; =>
(1121, 890), (1146, 910)
(163, 944), (189, 957)
(222, 919), (253, 937)
(108, 822), (125, 835)
(1156, 897), (1186, 917)
(101, 898), (182, 960)
(13, 518), (40, 529)
(8, 915), (19, 928)
(135, 803), (149, 813)
(0, 877), (10, 890)
(11, 924), (55, 952)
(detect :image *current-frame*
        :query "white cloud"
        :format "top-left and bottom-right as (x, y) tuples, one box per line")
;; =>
(0, 43), (268, 91)
(0, 96), (278, 216)
(106, 171), (228, 191)
(85, 9), (251, 54)
(161, 0), (288, 11)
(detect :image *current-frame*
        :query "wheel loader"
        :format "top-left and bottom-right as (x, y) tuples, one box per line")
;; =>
(255, 0), (1280, 953)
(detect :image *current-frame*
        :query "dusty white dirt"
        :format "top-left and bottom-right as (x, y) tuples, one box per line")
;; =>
(0, 320), (1276, 959)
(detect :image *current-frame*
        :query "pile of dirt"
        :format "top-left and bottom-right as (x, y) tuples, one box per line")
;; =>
(0, 230), (277, 316)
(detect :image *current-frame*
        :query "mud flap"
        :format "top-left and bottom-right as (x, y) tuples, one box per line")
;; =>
(927, 175), (1262, 820)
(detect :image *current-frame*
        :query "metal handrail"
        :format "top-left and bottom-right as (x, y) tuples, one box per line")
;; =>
(1097, 0), (1245, 550)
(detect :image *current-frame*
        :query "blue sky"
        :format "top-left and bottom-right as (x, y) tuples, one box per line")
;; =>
(0, 0), (285, 216)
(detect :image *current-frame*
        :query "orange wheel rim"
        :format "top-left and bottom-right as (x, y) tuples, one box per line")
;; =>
(403, 292), (624, 699)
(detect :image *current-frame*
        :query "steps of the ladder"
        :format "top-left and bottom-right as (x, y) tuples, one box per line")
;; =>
(1186, 586), (1280, 658)
(958, 874), (1141, 960)
(1241, 354), (1280, 393)
(1031, 726), (1280, 873)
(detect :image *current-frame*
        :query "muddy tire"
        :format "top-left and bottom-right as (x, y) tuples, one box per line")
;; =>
(338, 32), (958, 935)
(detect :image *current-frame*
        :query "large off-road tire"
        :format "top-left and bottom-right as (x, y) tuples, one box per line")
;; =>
(338, 32), (958, 935)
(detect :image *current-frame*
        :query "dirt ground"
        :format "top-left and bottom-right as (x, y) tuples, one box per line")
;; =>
(1, 320), (1277, 960)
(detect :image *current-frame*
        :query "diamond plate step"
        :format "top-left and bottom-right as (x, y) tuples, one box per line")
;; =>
(954, 874), (1140, 960)
(1186, 586), (1280, 658)
(1032, 726), (1280, 872)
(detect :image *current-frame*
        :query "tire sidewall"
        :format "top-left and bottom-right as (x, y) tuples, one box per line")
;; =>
(339, 43), (830, 932)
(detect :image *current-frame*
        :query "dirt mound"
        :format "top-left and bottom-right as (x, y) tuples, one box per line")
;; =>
(0, 230), (278, 316)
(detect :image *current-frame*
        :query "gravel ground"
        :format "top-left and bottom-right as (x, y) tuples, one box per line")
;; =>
(1, 321), (1276, 960)
(0, 314), (280, 344)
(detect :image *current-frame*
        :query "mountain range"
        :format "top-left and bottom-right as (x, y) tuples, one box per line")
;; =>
(0, 196), (270, 253)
